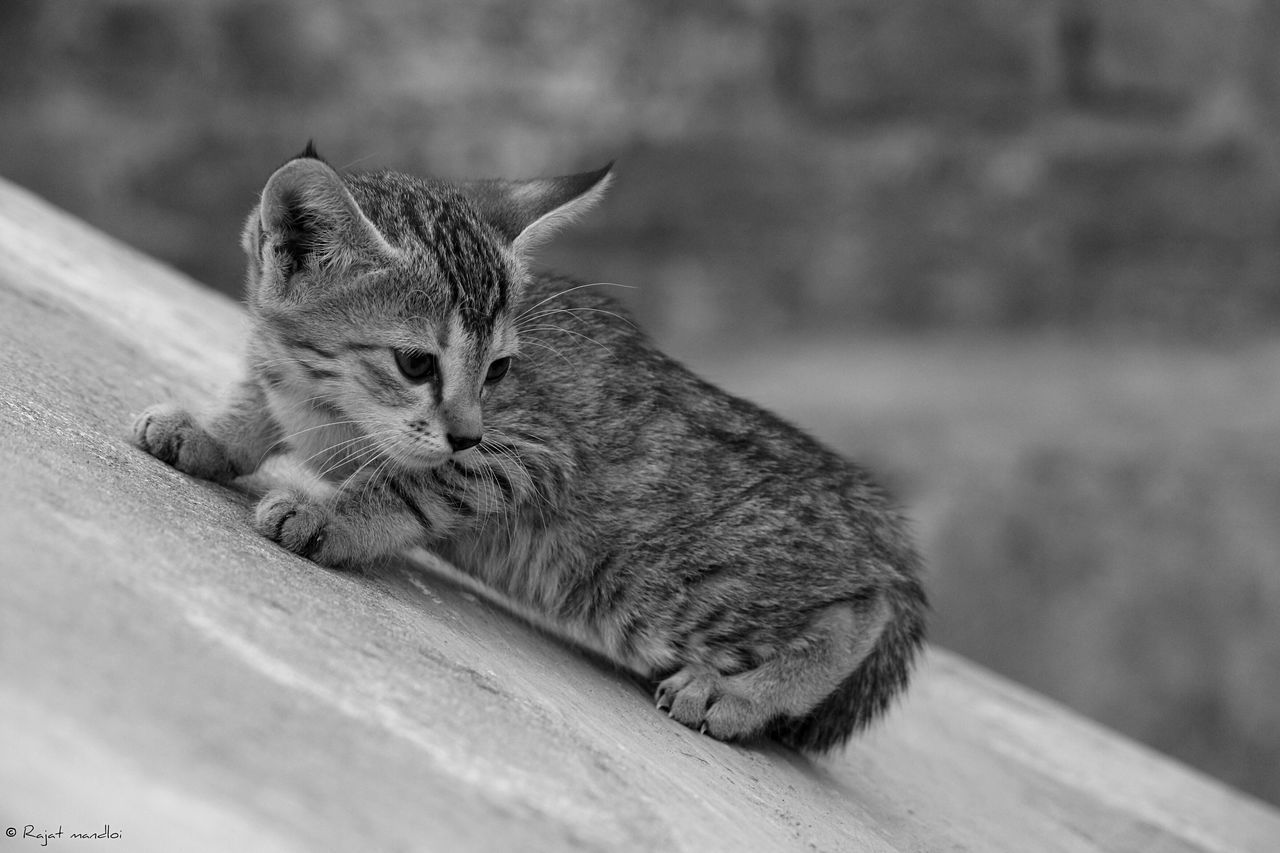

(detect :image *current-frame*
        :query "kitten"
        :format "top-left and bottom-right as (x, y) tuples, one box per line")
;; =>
(132, 144), (927, 751)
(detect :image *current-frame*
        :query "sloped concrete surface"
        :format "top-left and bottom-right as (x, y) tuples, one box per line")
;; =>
(1, 176), (1278, 853)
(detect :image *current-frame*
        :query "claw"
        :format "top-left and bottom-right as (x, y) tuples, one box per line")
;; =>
(272, 509), (298, 543)
(699, 722), (709, 735)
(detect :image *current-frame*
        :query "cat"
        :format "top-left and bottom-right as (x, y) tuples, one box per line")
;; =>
(132, 143), (927, 751)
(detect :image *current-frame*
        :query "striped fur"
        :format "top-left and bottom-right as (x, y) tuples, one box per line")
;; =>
(133, 148), (927, 753)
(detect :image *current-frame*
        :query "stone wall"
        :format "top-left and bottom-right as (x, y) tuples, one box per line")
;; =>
(3, 0), (1280, 342)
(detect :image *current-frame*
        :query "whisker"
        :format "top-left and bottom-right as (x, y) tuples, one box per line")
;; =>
(255, 418), (367, 466)
(297, 433), (370, 468)
(359, 441), (415, 513)
(312, 429), (399, 481)
(519, 324), (611, 353)
(314, 438), (384, 483)
(482, 432), (549, 531)
(335, 434), (396, 496)
(517, 305), (636, 329)
(514, 281), (636, 323)
(339, 151), (382, 171)
(477, 440), (523, 537)
(517, 338), (576, 369)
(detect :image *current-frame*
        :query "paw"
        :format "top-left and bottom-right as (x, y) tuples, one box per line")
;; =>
(654, 666), (766, 742)
(254, 488), (334, 564)
(132, 403), (232, 482)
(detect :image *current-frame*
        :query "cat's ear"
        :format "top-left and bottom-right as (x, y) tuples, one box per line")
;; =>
(250, 150), (395, 291)
(466, 163), (614, 256)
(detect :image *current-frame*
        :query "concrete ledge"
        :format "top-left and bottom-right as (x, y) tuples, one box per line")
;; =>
(1, 176), (1277, 852)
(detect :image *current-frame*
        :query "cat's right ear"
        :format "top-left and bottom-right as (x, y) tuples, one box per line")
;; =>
(465, 163), (614, 257)
(244, 154), (395, 302)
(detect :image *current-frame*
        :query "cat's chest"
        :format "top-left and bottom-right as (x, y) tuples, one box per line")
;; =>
(266, 390), (364, 482)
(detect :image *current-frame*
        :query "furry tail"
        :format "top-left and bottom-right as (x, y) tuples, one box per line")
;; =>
(771, 580), (928, 753)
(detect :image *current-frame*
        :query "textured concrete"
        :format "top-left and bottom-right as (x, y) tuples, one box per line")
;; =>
(1, 176), (1278, 852)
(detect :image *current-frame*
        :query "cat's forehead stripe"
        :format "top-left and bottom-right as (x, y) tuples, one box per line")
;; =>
(349, 173), (510, 335)
(419, 197), (509, 334)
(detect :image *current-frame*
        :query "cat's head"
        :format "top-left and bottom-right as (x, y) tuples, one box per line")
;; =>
(241, 143), (611, 468)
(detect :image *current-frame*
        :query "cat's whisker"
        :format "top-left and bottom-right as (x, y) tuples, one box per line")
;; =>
(455, 455), (491, 516)
(360, 432), (417, 495)
(477, 439), (516, 487)
(509, 454), (545, 531)
(255, 418), (369, 467)
(476, 440), (525, 539)
(250, 355), (312, 366)
(335, 434), (398, 497)
(339, 151), (382, 171)
(517, 305), (636, 329)
(298, 437), (368, 473)
(288, 389), (346, 407)
(485, 462), (505, 526)
(494, 441), (537, 500)
(319, 429), (395, 478)
(249, 357), (335, 377)
(266, 418), (365, 442)
(338, 456), (383, 500)
(359, 441), (414, 509)
(312, 429), (400, 481)
(314, 443), (381, 484)
(513, 281), (635, 323)
(349, 454), (388, 503)
(482, 433), (548, 529)
(296, 430), (376, 466)
(516, 338), (575, 369)
(520, 324), (611, 353)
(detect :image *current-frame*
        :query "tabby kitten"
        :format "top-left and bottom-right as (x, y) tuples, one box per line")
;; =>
(133, 144), (926, 751)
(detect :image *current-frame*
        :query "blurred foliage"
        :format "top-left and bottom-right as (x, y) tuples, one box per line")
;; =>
(3, 0), (1280, 808)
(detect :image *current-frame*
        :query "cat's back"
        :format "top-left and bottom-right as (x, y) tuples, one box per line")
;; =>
(499, 274), (923, 713)
(509, 275), (917, 577)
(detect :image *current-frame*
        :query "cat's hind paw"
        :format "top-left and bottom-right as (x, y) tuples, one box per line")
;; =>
(132, 403), (234, 482)
(655, 666), (769, 743)
(254, 488), (334, 565)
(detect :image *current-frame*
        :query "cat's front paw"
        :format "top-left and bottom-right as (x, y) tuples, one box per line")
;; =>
(254, 488), (346, 568)
(132, 403), (234, 482)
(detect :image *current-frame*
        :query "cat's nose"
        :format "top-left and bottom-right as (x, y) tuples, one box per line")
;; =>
(447, 432), (482, 453)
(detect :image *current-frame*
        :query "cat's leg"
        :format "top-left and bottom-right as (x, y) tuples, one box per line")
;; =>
(133, 379), (281, 483)
(253, 471), (453, 569)
(655, 594), (891, 741)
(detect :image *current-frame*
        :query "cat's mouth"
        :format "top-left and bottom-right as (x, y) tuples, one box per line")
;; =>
(394, 443), (456, 471)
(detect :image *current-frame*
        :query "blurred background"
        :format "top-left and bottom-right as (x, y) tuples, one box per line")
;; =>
(3, 0), (1279, 807)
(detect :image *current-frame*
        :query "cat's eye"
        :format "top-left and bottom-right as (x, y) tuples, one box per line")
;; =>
(485, 357), (512, 385)
(394, 349), (438, 382)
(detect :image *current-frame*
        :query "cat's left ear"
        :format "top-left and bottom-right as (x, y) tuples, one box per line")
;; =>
(465, 163), (614, 256)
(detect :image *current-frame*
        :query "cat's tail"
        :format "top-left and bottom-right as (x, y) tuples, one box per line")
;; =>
(770, 579), (928, 753)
